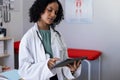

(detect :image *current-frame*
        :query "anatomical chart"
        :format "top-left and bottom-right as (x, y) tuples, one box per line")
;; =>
(65, 0), (93, 23)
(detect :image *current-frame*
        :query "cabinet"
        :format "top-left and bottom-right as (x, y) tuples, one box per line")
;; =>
(0, 37), (14, 71)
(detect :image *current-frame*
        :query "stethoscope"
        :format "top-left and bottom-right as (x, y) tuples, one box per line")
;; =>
(36, 30), (47, 54)
(36, 31), (53, 56)
(36, 30), (43, 43)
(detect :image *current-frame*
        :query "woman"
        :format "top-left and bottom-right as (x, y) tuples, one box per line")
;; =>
(18, 0), (82, 80)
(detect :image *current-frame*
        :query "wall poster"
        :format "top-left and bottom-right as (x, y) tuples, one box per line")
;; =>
(65, 0), (93, 23)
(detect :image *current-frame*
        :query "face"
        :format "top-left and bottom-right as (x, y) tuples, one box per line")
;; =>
(40, 2), (59, 25)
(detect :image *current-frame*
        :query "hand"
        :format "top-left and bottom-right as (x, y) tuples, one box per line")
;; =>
(48, 57), (60, 69)
(67, 60), (81, 74)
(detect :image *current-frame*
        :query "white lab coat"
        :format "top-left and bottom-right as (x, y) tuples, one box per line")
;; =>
(18, 23), (82, 80)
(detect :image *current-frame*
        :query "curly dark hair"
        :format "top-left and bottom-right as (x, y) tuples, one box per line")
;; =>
(29, 0), (64, 25)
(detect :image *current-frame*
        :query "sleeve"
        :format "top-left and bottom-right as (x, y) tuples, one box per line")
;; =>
(59, 35), (82, 79)
(62, 64), (82, 80)
(62, 67), (75, 80)
(18, 39), (54, 80)
(57, 36), (74, 79)
(59, 35), (68, 60)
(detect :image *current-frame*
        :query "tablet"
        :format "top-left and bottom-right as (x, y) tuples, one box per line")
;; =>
(52, 56), (87, 69)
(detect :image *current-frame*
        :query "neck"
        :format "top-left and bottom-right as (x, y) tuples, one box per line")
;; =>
(37, 21), (50, 30)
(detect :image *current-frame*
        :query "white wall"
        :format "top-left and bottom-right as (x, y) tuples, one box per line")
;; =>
(57, 0), (120, 80)
(23, 0), (34, 35)
(5, 0), (120, 80)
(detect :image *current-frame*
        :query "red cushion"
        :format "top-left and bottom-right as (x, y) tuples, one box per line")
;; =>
(14, 41), (20, 54)
(68, 48), (101, 60)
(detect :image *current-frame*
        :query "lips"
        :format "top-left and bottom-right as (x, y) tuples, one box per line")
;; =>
(48, 18), (54, 23)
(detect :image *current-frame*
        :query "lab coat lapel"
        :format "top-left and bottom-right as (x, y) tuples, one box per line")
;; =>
(50, 28), (61, 58)
(34, 23), (46, 61)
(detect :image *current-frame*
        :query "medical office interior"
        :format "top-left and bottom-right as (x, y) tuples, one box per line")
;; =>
(0, 0), (120, 80)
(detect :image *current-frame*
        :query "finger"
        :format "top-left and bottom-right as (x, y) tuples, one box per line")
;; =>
(53, 57), (60, 61)
(74, 61), (77, 65)
(49, 59), (56, 65)
(67, 64), (76, 70)
(48, 64), (54, 69)
(48, 59), (56, 66)
(73, 61), (77, 68)
(50, 61), (55, 65)
(48, 61), (55, 69)
(67, 64), (73, 68)
(50, 59), (56, 63)
(54, 57), (60, 61)
(67, 64), (75, 72)
(51, 58), (60, 62)
(77, 60), (81, 67)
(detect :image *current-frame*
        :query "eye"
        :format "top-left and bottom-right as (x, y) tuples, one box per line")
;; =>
(47, 8), (52, 12)
(46, 8), (58, 15)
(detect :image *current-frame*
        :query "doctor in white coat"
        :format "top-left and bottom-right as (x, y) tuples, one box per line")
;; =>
(18, 0), (82, 80)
